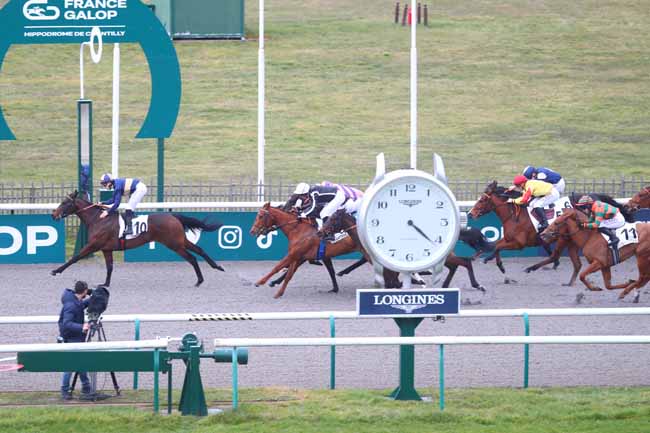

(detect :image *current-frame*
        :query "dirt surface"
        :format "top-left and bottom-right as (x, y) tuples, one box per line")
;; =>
(0, 256), (649, 394)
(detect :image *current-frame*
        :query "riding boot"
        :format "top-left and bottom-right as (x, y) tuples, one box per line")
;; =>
(123, 210), (134, 237)
(533, 207), (548, 231)
(598, 227), (619, 249)
(598, 227), (620, 264)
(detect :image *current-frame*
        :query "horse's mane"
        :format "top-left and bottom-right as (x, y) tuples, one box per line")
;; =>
(486, 182), (521, 199)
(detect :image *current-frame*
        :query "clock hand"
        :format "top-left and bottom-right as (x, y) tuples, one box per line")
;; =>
(407, 220), (433, 243)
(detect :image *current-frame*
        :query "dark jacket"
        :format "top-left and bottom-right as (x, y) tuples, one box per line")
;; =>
(58, 289), (89, 342)
(101, 177), (141, 213)
(300, 185), (338, 218)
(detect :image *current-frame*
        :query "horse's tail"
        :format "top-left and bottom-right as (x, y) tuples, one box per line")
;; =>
(459, 227), (496, 253)
(590, 193), (635, 223)
(173, 214), (223, 233)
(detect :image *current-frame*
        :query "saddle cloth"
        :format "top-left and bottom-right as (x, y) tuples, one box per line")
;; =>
(118, 215), (149, 240)
(601, 222), (640, 250)
(527, 196), (572, 233)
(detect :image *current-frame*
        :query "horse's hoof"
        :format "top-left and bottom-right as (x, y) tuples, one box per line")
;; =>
(50, 270), (58, 276)
(633, 293), (641, 303)
(503, 277), (517, 284)
(273, 293), (282, 299)
(216, 265), (225, 272)
(336, 272), (344, 277)
(328, 289), (339, 294)
(476, 286), (487, 293)
(590, 287), (603, 291)
(195, 281), (203, 287)
(561, 283), (573, 287)
(524, 267), (535, 274)
(575, 292), (585, 304)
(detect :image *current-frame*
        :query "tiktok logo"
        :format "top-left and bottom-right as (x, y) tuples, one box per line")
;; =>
(256, 231), (278, 249)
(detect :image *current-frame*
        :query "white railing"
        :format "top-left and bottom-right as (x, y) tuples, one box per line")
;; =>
(213, 334), (650, 347)
(0, 198), (631, 212)
(1, 307), (650, 325)
(0, 338), (171, 353)
(212, 333), (650, 410)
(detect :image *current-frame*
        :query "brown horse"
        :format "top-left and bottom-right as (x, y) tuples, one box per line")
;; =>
(250, 203), (369, 298)
(468, 181), (581, 285)
(625, 186), (650, 212)
(51, 191), (225, 287)
(320, 209), (493, 291)
(540, 208), (650, 302)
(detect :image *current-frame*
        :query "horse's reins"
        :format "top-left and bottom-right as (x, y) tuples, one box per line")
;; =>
(255, 209), (302, 236)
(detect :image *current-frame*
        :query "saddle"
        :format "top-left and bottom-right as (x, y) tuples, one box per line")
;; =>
(527, 196), (572, 232)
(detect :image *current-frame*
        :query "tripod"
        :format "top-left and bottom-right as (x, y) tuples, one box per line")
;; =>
(71, 319), (121, 400)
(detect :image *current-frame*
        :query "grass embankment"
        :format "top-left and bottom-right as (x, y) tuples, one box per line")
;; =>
(0, 387), (649, 432)
(1, 1), (649, 184)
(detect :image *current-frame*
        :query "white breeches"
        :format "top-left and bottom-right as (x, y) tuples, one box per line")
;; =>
(600, 212), (625, 229)
(126, 183), (147, 212)
(320, 189), (346, 219)
(530, 188), (560, 208)
(553, 179), (566, 194)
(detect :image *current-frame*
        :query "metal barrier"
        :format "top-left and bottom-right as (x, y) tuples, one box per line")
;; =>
(2, 307), (650, 392)
(213, 334), (650, 410)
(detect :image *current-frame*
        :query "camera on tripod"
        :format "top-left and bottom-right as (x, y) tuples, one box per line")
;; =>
(86, 285), (110, 323)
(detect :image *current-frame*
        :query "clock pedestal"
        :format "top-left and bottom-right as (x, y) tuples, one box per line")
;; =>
(389, 317), (423, 401)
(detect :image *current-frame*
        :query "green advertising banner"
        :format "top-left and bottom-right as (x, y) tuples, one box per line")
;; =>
(124, 212), (361, 262)
(0, 215), (65, 264)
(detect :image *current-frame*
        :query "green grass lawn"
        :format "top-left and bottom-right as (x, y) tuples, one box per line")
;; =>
(1, 0), (649, 185)
(0, 387), (649, 433)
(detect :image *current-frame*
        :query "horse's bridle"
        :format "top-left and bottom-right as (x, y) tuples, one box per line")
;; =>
(58, 196), (98, 218)
(471, 193), (514, 220)
(253, 208), (302, 236)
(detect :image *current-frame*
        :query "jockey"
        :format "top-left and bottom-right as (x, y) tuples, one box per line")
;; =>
(320, 181), (364, 216)
(574, 195), (624, 249)
(508, 174), (559, 231)
(99, 173), (147, 237)
(522, 165), (565, 194)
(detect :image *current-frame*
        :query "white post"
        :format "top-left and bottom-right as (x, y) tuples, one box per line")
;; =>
(257, 0), (266, 201)
(409, 0), (418, 169)
(79, 43), (86, 99)
(111, 43), (120, 178)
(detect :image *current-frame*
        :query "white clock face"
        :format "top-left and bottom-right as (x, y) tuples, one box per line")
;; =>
(359, 170), (460, 272)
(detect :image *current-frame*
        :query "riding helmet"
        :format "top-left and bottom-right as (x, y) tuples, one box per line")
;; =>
(100, 173), (113, 186)
(294, 182), (310, 194)
(577, 195), (594, 207)
(522, 166), (535, 179)
(513, 175), (528, 186)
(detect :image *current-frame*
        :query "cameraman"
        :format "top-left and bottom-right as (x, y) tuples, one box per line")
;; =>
(58, 280), (92, 400)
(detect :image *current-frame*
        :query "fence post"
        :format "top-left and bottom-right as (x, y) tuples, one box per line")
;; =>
(523, 312), (530, 388)
(394, 2), (400, 23)
(439, 344), (445, 410)
(133, 318), (141, 389)
(329, 315), (336, 390)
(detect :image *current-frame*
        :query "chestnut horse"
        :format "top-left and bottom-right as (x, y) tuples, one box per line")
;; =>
(320, 209), (494, 291)
(468, 181), (581, 285)
(541, 208), (650, 302)
(625, 186), (650, 212)
(250, 202), (368, 298)
(51, 191), (225, 287)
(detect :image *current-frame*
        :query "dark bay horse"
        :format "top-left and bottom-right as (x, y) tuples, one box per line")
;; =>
(625, 186), (650, 212)
(320, 209), (494, 291)
(468, 181), (581, 285)
(541, 208), (650, 302)
(250, 203), (375, 298)
(51, 191), (225, 287)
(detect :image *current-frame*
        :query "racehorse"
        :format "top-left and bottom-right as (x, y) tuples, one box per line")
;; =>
(468, 181), (582, 285)
(320, 209), (494, 291)
(524, 192), (631, 285)
(250, 202), (370, 298)
(624, 186), (650, 212)
(51, 191), (225, 287)
(541, 208), (650, 302)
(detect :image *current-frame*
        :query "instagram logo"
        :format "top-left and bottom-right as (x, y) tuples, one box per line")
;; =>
(218, 226), (242, 249)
